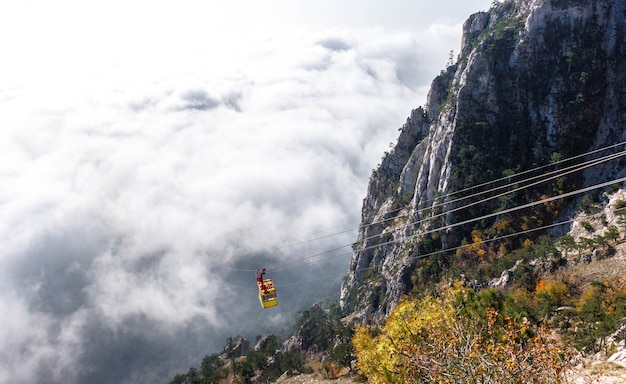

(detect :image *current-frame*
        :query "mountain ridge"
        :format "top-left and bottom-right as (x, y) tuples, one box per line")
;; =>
(341, 0), (626, 324)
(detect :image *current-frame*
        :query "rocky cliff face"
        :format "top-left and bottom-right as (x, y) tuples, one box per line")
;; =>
(341, 0), (626, 323)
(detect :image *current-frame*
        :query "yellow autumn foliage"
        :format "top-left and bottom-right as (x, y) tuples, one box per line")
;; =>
(353, 282), (569, 383)
(535, 278), (569, 308)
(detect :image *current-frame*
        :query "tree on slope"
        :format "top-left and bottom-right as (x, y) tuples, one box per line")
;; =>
(353, 282), (569, 383)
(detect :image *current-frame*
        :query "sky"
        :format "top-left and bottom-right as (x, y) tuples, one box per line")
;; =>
(0, 1), (493, 383)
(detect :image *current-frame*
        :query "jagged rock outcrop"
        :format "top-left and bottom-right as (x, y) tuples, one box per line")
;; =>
(283, 304), (334, 354)
(341, 0), (626, 323)
(223, 335), (251, 358)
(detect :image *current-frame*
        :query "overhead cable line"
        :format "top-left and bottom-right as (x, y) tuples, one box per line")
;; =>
(270, 160), (626, 271)
(354, 176), (626, 256)
(434, 151), (624, 213)
(236, 206), (626, 291)
(274, 142), (626, 251)
(449, 140), (626, 197)
(270, 201), (626, 289)
(422, 151), (625, 226)
(220, 144), (625, 274)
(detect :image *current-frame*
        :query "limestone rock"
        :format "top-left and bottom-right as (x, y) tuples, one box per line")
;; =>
(341, 0), (626, 324)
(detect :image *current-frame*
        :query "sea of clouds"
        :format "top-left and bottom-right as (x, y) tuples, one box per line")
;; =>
(0, 1), (486, 381)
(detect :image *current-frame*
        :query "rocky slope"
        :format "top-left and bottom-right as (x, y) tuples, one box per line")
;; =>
(341, 0), (626, 323)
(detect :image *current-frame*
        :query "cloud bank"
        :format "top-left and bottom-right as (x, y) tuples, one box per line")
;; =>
(0, 1), (492, 380)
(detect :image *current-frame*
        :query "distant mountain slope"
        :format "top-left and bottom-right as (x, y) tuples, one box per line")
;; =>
(341, 0), (626, 323)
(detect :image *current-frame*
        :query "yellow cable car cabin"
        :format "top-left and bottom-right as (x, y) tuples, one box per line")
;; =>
(256, 268), (278, 308)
